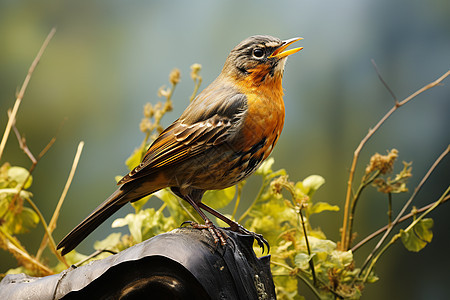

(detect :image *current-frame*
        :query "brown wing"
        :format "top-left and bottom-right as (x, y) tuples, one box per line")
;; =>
(118, 87), (247, 185)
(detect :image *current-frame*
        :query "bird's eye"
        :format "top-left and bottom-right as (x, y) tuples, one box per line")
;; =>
(252, 48), (264, 58)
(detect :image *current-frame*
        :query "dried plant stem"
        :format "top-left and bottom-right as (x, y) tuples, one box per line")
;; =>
(387, 192), (393, 226)
(347, 170), (380, 248)
(351, 194), (449, 252)
(0, 228), (54, 276)
(238, 181), (267, 223)
(359, 145), (449, 276)
(362, 185), (450, 282)
(10, 123), (68, 266)
(5, 121), (55, 214)
(190, 76), (202, 102)
(340, 70), (450, 250)
(36, 141), (84, 260)
(177, 196), (200, 223)
(0, 28), (56, 160)
(22, 195), (68, 266)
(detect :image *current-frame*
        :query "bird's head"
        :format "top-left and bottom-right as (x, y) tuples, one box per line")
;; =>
(222, 35), (303, 88)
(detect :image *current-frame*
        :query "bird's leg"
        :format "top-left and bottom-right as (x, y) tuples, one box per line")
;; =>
(197, 202), (270, 252)
(179, 194), (227, 246)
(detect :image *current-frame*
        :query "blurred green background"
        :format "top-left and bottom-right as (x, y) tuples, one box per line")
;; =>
(1, 0), (449, 299)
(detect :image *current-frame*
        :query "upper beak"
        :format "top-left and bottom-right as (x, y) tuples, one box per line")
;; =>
(268, 37), (303, 59)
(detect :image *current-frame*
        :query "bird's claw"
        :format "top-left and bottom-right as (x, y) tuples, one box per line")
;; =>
(230, 223), (270, 253)
(181, 220), (268, 252)
(182, 220), (227, 246)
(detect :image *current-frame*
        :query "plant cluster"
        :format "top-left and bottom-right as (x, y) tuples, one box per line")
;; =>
(1, 29), (449, 299)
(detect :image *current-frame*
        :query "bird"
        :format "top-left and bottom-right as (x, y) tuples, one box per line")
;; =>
(57, 35), (302, 256)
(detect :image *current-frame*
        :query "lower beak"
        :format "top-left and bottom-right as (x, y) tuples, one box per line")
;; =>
(269, 37), (303, 59)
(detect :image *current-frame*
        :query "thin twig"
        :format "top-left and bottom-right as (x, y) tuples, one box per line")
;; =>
(347, 170), (380, 248)
(351, 194), (449, 252)
(358, 145), (449, 275)
(298, 208), (317, 286)
(1, 121), (56, 220)
(75, 249), (117, 267)
(238, 179), (268, 223)
(36, 141), (84, 260)
(0, 28), (56, 160)
(190, 76), (202, 102)
(371, 59), (398, 104)
(340, 70), (450, 250)
(22, 194), (68, 266)
(0, 229), (54, 276)
(8, 123), (68, 266)
(362, 185), (450, 282)
(238, 169), (285, 223)
(387, 192), (393, 226)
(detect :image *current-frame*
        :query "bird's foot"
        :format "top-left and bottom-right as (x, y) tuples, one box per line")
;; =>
(181, 220), (227, 246)
(229, 223), (270, 253)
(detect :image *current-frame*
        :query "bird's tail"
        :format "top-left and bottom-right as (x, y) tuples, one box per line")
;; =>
(57, 185), (138, 256)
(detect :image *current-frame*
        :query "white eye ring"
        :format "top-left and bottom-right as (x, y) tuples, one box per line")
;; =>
(252, 48), (264, 58)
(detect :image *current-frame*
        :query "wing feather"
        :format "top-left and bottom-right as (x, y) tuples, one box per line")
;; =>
(118, 90), (247, 185)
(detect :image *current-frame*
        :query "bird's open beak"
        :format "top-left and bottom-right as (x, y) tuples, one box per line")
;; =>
(269, 37), (303, 59)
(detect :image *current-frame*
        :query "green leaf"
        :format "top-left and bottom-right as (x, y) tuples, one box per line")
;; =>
(308, 202), (339, 215)
(247, 197), (297, 241)
(202, 186), (236, 209)
(94, 232), (122, 252)
(155, 189), (184, 220)
(365, 272), (380, 283)
(273, 276), (303, 300)
(5, 266), (28, 275)
(8, 167), (32, 189)
(294, 252), (315, 270)
(125, 148), (143, 171)
(114, 211), (147, 243)
(329, 250), (353, 268)
(301, 175), (325, 196)
(301, 236), (337, 263)
(130, 195), (152, 212)
(139, 209), (177, 241)
(401, 218), (434, 252)
(111, 217), (128, 228)
(112, 208), (177, 243)
(4, 207), (39, 234)
(153, 188), (198, 223)
(255, 157), (275, 176)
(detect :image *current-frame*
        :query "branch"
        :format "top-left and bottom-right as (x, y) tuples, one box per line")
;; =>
(371, 59), (398, 104)
(340, 70), (450, 250)
(0, 27), (56, 160)
(36, 141), (84, 260)
(351, 194), (450, 252)
(0, 229), (54, 276)
(2, 120), (56, 218)
(358, 145), (449, 275)
(362, 185), (450, 283)
(9, 123), (68, 267)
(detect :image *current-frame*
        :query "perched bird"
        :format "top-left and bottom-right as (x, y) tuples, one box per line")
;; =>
(57, 35), (302, 255)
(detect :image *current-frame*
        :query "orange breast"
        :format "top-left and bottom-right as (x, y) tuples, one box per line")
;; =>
(236, 66), (286, 159)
